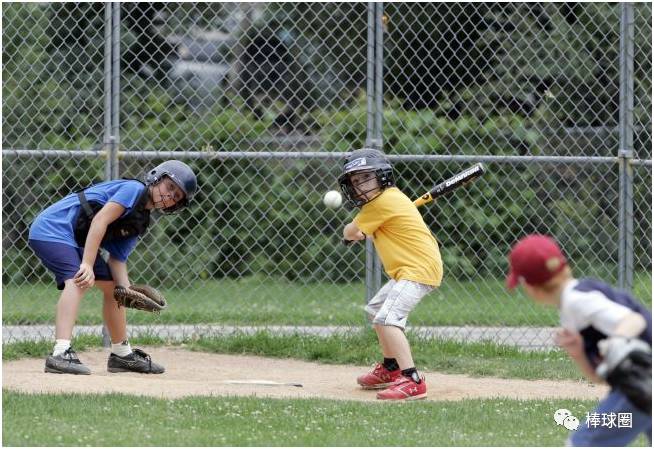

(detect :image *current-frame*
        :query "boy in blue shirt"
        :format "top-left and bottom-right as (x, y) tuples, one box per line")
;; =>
(29, 160), (197, 375)
(507, 234), (651, 446)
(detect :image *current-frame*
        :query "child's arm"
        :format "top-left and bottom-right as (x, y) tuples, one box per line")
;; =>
(343, 221), (366, 241)
(555, 328), (604, 384)
(107, 257), (130, 287)
(74, 202), (125, 289)
(612, 312), (647, 337)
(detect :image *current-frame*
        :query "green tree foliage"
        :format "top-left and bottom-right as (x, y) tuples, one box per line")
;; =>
(4, 108), (650, 286)
(2, 3), (106, 150)
(2, 3), (651, 286)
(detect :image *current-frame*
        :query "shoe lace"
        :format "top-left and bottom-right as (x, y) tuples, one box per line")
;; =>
(132, 348), (153, 371)
(63, 347), (82, 364)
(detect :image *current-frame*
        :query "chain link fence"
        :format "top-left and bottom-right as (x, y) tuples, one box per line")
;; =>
(3, 3), (651, 348)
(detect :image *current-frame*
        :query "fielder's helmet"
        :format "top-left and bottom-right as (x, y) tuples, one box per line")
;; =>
(338, 148), (394, 208)
(145, 160), (198, 213)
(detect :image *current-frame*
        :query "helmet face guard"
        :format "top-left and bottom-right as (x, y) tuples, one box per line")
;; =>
(145, 160), (198, 214)
(338, 148), (394, 208)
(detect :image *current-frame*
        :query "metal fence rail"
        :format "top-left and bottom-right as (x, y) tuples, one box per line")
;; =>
(2, 2), (651, 347)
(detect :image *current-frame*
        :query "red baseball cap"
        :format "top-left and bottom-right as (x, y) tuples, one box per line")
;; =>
(506, 234), (568, 290)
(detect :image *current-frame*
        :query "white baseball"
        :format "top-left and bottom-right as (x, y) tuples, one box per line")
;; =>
(323, 190), (343, 209)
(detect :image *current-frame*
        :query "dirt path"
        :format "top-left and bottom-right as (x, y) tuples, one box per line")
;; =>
(3, 347), (607, 402)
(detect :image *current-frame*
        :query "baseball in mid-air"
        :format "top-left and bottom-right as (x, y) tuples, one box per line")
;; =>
(323, 190), (343, 209)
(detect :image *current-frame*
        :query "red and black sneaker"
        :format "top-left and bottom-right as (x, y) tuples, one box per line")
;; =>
(357, 362), (402, 390)
(376, 375), (427, 400)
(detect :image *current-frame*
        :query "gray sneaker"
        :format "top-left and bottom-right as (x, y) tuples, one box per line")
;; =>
(107, 348), (165, 374)
(44, 348), (91, 375)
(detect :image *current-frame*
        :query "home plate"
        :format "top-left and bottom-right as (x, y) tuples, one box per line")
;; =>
(220, 380), (303, 387)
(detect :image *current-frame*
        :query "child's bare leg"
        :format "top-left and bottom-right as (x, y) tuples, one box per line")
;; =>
(374, 324), (414, 370)
(373, 325), (392, 357)
(97, 281), (127, 343)
(54, 280), (86, 339)
(97, 281), (164, 373)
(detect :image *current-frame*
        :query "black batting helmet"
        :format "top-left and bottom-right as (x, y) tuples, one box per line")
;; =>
(338, 148), (394, 208)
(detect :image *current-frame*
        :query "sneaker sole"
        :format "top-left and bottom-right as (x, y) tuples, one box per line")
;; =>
(377, 393), (428, 401)
(107, 367), (164, 374)
(358, 382), (395, 390)
(44, 366), (91, 375)
(107, 366), (132, 373)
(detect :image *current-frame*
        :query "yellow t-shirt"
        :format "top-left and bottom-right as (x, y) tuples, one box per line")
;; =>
(353, 187), (443, 287)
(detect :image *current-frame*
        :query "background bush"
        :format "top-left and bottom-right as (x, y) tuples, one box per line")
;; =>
(4, 106), (651, 286)
(2, 3), (651, 288)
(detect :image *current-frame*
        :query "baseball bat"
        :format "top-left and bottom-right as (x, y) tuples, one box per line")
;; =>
(343, 163), (485, 245)
(413, 162), (485, 207)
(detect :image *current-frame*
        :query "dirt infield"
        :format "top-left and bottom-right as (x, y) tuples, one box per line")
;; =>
(3, 346), (608, 402)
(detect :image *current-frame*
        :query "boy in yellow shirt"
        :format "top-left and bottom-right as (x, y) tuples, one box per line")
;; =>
(339, 148), (443, 400)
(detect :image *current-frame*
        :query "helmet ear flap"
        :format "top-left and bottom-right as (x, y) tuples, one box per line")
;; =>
(377, 167), (395, 188)
(145, 169), (160, 186)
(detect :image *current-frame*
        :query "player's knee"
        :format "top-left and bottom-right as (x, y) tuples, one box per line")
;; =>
(95, 281), (117, 301)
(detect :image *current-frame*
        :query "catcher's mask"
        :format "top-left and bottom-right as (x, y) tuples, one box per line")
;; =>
(338, 148), (394, 208)
(145, 160), (197, 214)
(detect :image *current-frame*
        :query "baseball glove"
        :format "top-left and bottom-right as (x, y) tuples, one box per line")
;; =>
(596, 337), (652, 415)
(114, 285), (167, 313)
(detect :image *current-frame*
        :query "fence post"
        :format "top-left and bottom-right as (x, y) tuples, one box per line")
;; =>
(104, 3), (120, 182)
(103, 3), (112, 182)
(618, 3), (635, 292)
(111, 2), (120, 181)
(364, 2), (385, 300)
(372, 2), (384, 294)
(364, 2), (376, 302)
(101, 3), (113, 348)
(101, 3), (122, 348)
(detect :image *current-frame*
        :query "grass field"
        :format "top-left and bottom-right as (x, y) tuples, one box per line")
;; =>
(3, 392), (649, 447)
(4, 332), (584, 381)
(3, 272), (651, 326)
(3, 274), (651, 446)
(4, 333), (650, 447)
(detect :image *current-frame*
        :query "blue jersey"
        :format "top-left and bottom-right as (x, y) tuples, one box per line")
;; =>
(560, 278), (652, 367)
(29, 179), (147, 262)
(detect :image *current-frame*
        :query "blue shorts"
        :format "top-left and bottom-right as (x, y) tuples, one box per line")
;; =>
(568, 389), (652, 446)
(28, 240), (113, 290)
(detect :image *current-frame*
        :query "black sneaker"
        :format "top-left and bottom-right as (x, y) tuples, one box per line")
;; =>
(44, 347), (91, 375)
(107, 348), (165, 374)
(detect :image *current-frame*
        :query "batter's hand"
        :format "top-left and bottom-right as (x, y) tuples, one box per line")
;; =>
(351, 230), (366, 241)
(73, 262), (95, 289)
(555, 328), (584, 358)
